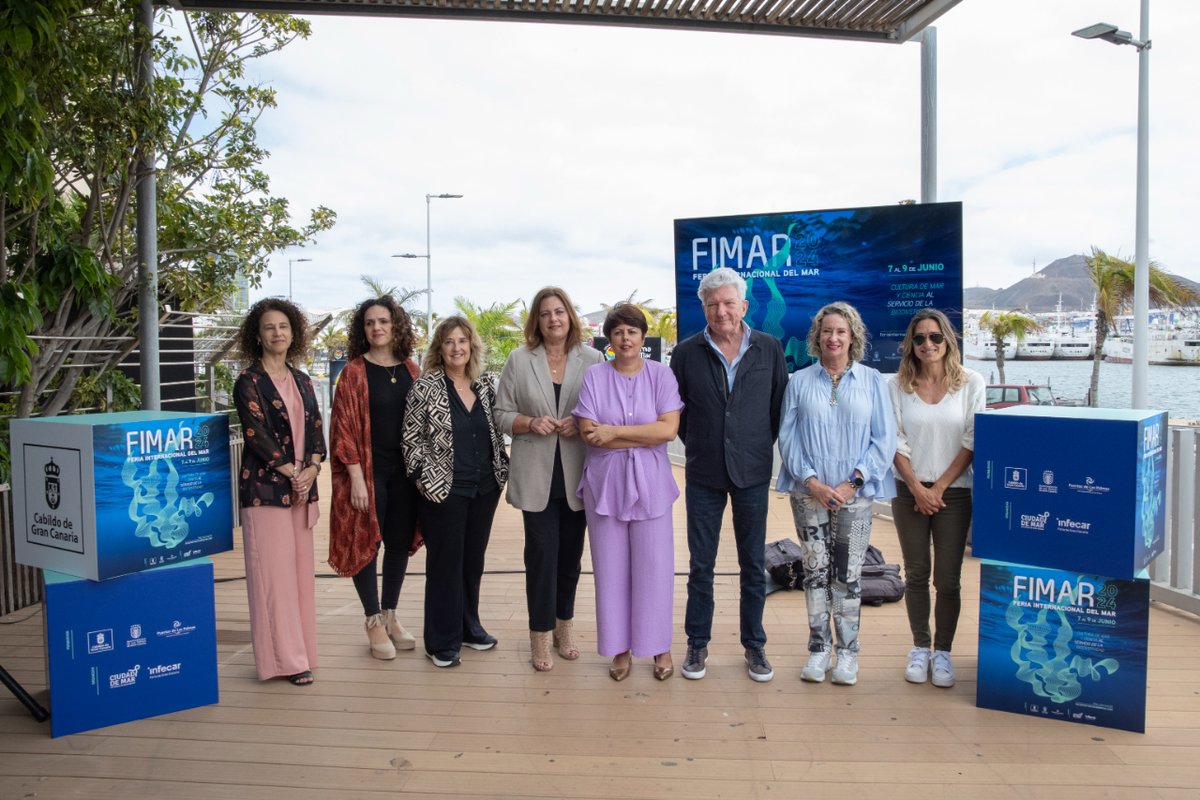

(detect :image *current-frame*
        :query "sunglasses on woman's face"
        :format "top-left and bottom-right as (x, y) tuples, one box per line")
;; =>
(912, 332), (946, 346)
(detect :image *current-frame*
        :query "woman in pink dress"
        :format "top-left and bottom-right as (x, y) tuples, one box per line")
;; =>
(234, 298), (326, 686)
(573, 304), (683, 682)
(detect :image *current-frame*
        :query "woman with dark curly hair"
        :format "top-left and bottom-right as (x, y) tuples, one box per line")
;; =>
(233, 298), (327, 686)
(328, 297), (423, 660)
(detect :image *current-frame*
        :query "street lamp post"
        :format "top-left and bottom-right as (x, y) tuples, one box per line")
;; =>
(288, 257), (312, 302)
(392, 193), (463, 340)
(1072, 2), (1151, 409)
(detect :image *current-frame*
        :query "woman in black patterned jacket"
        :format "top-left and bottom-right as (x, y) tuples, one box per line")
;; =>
(233, 298), (326, 686)
(402, 316), (509, 668)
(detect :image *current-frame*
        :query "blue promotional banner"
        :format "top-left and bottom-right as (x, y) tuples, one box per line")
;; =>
(674, 202), (963, 372)
(976, 560), (1149, 733)
(13, 411), (233, 581)
(44, 559), (219, 737)
(973, 406), (1167, 580)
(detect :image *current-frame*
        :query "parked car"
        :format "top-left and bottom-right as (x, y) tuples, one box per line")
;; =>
(985, 384), (1056, 410)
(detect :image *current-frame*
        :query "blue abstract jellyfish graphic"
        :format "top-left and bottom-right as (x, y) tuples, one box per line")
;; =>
(1005, 602), (1119, 704)
(120, 427), (215, 549)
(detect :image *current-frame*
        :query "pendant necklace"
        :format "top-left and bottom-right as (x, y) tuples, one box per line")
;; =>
(829, 364), (849, 406)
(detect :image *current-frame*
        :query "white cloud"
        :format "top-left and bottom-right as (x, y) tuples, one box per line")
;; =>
(241, 1), (1199, 316)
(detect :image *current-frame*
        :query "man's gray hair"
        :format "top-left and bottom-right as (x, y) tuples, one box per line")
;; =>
(697, 267), (747, 302)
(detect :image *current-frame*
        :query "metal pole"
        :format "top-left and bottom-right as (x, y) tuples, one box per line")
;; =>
(920, 26), (937, 204)
(1131, 0), (1150, 409)
(425, 194), (433, 341)
(136, 0), (160, 410)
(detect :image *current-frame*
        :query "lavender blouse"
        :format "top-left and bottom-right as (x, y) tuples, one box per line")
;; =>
(572, 359), (684, 522)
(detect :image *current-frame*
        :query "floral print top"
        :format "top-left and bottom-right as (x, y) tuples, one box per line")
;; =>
(234, 362), (327, 509)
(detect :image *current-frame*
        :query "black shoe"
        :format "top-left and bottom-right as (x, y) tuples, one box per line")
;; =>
(425, 650), (461, 668)
(681, 645), (708, 680)
(462, 633), (497, 651)
(745, 646), (774, 683)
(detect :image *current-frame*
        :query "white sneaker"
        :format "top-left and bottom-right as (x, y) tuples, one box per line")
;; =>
(831, 650), (858, 685)
(905, 647), (931, 683)
(800, 650), (832, 683)
(931, 650), (955, 688)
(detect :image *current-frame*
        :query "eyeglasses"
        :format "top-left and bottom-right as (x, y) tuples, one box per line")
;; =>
(912, 333), (946, 346)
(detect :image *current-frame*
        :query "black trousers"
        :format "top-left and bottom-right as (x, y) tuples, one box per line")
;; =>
(351, 463), (419, 616)
(417, 488), (501, 655)
(522, 498), (587, 632)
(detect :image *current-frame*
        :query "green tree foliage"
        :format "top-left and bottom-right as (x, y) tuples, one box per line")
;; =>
(978, 310), (1042, 385)
(453, 296), (521, 374)
(1, 2), (336, 420)
(1084, 247), (1199, 407)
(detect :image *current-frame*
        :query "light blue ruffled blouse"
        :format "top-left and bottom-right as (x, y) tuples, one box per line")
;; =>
(776, 361), (898, 500)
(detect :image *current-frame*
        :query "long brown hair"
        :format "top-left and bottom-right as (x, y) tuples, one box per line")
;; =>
(523, 287), (586, 349)
(423, 316), (485, 380)
(238, 298), (308, 365)
(347, 296), (416, 361)
(896, 308), (965, 393)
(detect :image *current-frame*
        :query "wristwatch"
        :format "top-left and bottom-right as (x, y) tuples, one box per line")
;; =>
(849, 474), (865, 489)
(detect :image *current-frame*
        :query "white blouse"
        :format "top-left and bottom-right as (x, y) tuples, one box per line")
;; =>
(888, 369), (986, 489)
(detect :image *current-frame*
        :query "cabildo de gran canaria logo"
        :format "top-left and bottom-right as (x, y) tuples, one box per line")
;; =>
(44, 457), (61, 509)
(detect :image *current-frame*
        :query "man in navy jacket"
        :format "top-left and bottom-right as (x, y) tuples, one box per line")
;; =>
(670, 267), (787, 682)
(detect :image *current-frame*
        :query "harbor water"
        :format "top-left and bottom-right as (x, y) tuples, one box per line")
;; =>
(970, 358), (1200, 422)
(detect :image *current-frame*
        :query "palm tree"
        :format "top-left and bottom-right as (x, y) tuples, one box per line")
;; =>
(453, 296), (522, 373)
(1084, 247), (1199, 407)
(648, 310), (677, 348)
(978, 310), (1042, 384)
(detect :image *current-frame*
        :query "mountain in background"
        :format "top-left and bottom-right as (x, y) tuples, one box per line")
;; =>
(966, 254), (1200, 312)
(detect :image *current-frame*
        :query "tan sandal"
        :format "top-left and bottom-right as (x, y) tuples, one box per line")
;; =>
(365, 613), (397, 660)
(530, 630), (554, 672)
(382, 609), (417, 650)
(553, 618), (580, 660)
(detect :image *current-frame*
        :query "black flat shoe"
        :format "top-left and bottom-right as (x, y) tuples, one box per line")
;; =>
(286, 670), (314, 686)
(463, 634), (497, 651)
(425, 650), (461, 668)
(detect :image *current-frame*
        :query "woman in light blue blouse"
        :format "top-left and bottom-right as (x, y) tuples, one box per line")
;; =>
(777, 301), (896, 686)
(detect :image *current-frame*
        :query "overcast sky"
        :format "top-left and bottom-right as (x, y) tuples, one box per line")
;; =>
(240, 1), (1200, 318)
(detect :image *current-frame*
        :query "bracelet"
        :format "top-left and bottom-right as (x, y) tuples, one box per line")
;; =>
(310, 460), (322, 474)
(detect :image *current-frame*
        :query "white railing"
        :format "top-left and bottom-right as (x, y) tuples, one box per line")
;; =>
(1150, 423), (1200, 614)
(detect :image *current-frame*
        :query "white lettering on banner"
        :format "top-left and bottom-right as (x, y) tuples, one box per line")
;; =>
(691, 234), (792, 270)
(148, 663), (182, 678)
(1058, 518), (1093, 533)
(125, 426), (194, 458)
(1012, 576), (1096, 608)
(1019, 512), (1050, 531)
(109, 665), (141, 689)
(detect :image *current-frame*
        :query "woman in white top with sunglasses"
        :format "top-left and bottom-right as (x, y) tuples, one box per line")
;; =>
(888, 308), (985, 689)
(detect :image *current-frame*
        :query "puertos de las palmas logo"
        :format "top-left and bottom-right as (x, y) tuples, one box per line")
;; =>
(120, 423), (215, 549)
(1006, 576), (1120, 704)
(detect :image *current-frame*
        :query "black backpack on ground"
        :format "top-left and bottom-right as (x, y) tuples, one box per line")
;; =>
(764, 539), (905, 605)
(860, 544), (905, 606)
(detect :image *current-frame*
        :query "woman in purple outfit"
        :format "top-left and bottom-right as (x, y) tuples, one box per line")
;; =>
(573, 304), (683, 682)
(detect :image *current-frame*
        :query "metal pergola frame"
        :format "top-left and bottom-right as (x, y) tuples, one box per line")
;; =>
(162, 0), (962, 43)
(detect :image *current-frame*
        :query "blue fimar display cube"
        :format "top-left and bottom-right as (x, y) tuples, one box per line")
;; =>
(976, 560), (1148, 733)
(11, 411), (233, 581)
(972, 406), (1167, 580)
(44, 558), (219, 737)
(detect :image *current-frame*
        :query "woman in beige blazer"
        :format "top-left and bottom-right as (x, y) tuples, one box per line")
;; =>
(495, 287), (604, 671)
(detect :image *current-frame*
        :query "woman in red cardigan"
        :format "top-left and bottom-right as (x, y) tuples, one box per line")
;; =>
(328, 297), (423, 660)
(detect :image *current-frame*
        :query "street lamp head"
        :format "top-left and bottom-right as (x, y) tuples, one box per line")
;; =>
(427, 193), (463, 200)
(290, 257), (313, 264)
(1072, 22), (1119, 40)
(391, 253), (426, 259)
(1072, 22), (1141, 48)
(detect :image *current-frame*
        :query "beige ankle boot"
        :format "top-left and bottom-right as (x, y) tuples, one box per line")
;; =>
(365, 613), (397, 660)
(530, 630), (554, 672)
(382, 609), (416, 650)
(553, 618), (580, 660)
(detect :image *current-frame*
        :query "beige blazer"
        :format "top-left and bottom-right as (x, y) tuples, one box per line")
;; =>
(494, 342), (604, 512)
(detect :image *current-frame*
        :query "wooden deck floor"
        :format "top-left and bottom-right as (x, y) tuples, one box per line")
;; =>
(3, 465), (1200, 799)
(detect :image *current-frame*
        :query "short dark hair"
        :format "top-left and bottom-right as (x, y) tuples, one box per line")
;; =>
(238, 298), (308, 365)
(602, 303), (648, 339)
(347, 296), (416, 361)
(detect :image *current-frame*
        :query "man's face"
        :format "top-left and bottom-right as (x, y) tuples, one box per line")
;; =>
(702, 284), (748, 338)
